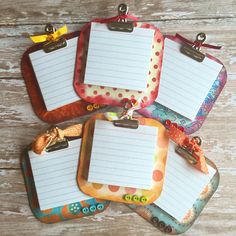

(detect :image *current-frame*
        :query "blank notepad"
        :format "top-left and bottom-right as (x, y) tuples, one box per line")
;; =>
(88, 120), (158, 189)
(155, 141), (216, 222)
(84, 22), (155, 91)
(29, 37), (79, 111)
(156, 38), (223, 120)
(28, 139), (91, 211)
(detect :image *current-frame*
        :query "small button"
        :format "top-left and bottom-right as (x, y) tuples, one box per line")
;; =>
(89, 205), (97, 212)
(97, 203), (104, 211)
(86, 104), (94, 111)
(158, 221), (166, 230)
(132, 195), (140, 202)
(151, 217), (159, 227)
(82, 207), (89, 214)
(140, 196), (148, 203)
(69, 203), (80, 214)
(123, 194), (132, 201)
(93, 103), (100, 109)
(165, 225), (172, 233)
(165, 120), (171, 127)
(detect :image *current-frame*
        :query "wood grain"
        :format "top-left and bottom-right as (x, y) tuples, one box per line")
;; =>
(0, 0), (236, 235)
(0, 0), (236, 25)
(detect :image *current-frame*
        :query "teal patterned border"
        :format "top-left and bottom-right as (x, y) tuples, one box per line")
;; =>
(138, 35), (227, 135)
(128, 158), (219, 234)
(21, 150), (110, 223)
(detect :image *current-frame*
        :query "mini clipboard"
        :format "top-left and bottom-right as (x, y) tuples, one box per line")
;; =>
(128, 158), (219, 234)
(20, 126), (109, 223)
(21, 27), (103, 124)
(77, 113), (169, 205)
(138, 34), (227, 134)
(73, 4), (164, 108)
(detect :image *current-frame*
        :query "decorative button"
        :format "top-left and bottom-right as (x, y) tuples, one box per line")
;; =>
(93, 103), (100, 109)
(82, 207), (89, 214)
(165, 120), (171, 127)
(140, 196), (148, 203)
(89, 205), (97, 212)
(132, 195), (140, 202)
(69, 203), (80, 214)
(86, 104), (94, 111)
(165, 225), (172, 233)
(97, 203), (104, 211)
(151, 217), (159, 226)
(123, 194), (132, 201)
(158, 221), (166, 230)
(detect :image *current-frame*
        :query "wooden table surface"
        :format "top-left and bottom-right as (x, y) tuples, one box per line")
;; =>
(0, 0), (236, 235)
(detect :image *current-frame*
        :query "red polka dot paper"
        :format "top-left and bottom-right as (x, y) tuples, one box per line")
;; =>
(77, 113), (169, 205)
(73, 20), (164, 107)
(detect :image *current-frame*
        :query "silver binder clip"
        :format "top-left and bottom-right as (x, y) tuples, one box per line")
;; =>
(107, 4), (134, 33)
(180, 33), (206, 62)
(113, 100), (139, 129)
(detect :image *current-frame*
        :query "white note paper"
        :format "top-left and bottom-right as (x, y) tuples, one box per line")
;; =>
(88, 120), (158, 189)
(84, 22), (155, 91)
(28, 139), (91, 211)
(156, 38), (223, 120)
(155, 141), (216, 222)
(29, 37), (79, 111)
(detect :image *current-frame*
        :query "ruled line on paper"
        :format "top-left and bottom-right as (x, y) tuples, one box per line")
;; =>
(28, 139), (92, 211)
(88, 120), (158, 190)
(156, 38), (222, 120)
(84, 22), (154, 91)
(29, 37), (80, 111)
(154, 141), (216, 222)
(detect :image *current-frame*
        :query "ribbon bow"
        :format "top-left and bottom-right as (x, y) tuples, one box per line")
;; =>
(165, 120), (208, 174)
(30, 25), (68, 43)
(176, 33), (222, 50)
(31, 124), (83, 155)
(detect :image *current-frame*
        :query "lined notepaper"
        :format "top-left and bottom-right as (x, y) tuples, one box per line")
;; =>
(156, 38), (223, 120)
(84, 22), (154, 91)
(88, 120), (158, 189)
(155, 141), (216, 222)
(29, 37), (79, 111)
(28, 139), (91, 211)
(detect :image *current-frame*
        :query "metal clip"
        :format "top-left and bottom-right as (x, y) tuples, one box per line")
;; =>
(113, 119), (139, 129)
(107, 4), (134, 32)
(45, 138), (69, 152)
(180, 33), (206, 62)
(43, 24), (67, 53)
(175, 136), (202, 165)
(112, 99), (139, 129)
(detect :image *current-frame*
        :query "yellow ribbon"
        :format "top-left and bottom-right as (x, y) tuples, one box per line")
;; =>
(31, 124), (83, 155)
(30, 25), (68, 43)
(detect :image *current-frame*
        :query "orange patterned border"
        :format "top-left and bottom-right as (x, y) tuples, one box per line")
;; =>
(77, 113), (169, 205)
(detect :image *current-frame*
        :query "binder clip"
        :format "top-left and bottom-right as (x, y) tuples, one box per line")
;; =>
(165, 120), (208, 173)
(180, 32), (206, 62)
(45, 138), (69, 152)
(175, 136), (202, 166)
(107, 3), (134, 32)
(113, 99), (139, 129)
(31, 125), (83, 154)
(30, 23), (67, 53)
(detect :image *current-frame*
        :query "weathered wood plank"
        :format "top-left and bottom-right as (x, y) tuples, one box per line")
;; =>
(0, 169), (235, 236)
(0, 0), (236, 25)
(0, 18), (236, 78)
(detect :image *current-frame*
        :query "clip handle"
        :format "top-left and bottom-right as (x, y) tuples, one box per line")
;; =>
(118, 3), (129, 22)
(107, 3), (134, 32)
(193, 32), (206, 50)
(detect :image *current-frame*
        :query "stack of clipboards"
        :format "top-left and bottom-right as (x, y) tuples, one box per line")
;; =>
(20, 4), (226, 234)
